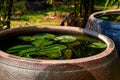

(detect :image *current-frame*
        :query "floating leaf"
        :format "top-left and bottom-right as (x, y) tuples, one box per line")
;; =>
(62, 49), (72, 59)
(18, 36), (34, 41)
(55, 35), (77, 43)
(67, 41), (80, 47)
(33, 33), (56, 40)
(46, 51), (62, 58)
(17, 47), (38, 56)
(76, 35), (99, 42)
(37, 44), (67, 58)
(100, 16), (109, 20)
(32, 39), (53, 46)
(7, 45), (34, 53)
(89, 42), (107, 48)
(42, 44), (67, 51)
(37, 51), (47, 55)
(25, 54), (32, 58)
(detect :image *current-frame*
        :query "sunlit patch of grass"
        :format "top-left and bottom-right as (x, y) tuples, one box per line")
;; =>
(11, 13), (63, 27)
(11, 2), (74, 28)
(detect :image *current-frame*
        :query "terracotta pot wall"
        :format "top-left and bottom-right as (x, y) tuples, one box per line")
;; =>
(0, 26), (119, 80)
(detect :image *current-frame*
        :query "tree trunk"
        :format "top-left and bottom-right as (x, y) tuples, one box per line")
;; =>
(81, 0), (89, 28)
(90, 0), (94, 14)
(80, 0), (83, 16)
(6, 0), (13, 29)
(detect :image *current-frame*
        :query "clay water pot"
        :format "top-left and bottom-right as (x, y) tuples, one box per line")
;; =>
(0, 26), (119, 80)
(86, 9), (120, 56)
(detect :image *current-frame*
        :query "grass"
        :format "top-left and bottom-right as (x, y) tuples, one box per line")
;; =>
(11, 2), (74, 28)
(11, 1), (120, 28)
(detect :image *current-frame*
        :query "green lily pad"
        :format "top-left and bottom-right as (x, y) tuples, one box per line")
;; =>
(67, 41), (80, 47)
(46, 51), (62, 58)
(37, 44), (67, 56)
(55, 35), (77, 43)
(32, 39), (53, 46)
(38, 44), (67, 58)
(18, 36), (34, 41)
(42, 44), (67, 51)
(63, 49), (72, 59)
(17, 47), (38, 56)
(89, 42), (107, 48)
(33, 33), (56, 40)
(7, 45), (34, 53)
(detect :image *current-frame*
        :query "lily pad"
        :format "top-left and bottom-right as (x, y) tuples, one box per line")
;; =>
(17, 47), (38, 56)
(32, 39), (53, 46)
(42, 44), (67, 51)
(63, 49), (72, 59)
(7, 45), (34, 53)
(18, 36), (34, 41)
(33, 33), (56, 40)
(46, 51), (62, 58)
(54, 35), (77, 43)
(89, 42), (107, 48)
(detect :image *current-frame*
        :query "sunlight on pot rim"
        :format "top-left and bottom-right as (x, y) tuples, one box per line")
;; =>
(89, 9), (120, 22)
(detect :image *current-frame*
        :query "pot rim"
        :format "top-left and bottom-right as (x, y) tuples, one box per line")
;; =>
(0, 26), (116, 69)
(89, 9), (120, 23)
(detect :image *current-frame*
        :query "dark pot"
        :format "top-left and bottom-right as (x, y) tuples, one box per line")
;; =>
(0, 26), (120, 80)
(86, 9), (120, 56)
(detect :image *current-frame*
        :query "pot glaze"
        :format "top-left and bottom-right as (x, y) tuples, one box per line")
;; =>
(0, 26), (120, 80)
(86, 9), (120, 56)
